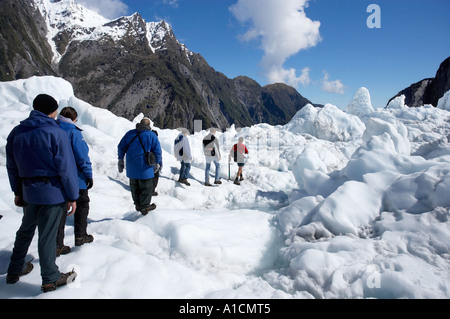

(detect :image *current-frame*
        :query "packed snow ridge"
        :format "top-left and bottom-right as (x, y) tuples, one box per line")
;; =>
(1, 77), (450, 299)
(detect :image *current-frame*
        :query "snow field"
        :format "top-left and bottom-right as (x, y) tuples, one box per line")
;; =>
(0, 77), (450, 299)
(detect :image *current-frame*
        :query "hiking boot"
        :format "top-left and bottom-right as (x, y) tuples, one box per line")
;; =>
(204, 182), (212, 187)
(214, 180), (222, 185)
(56, 245), (71, 257)
(75, 235), (94, 246)
(180, 179), (191, 186)
(6, 261), (34, 284)
(239, 176), (244, 181)
(6, 274), (20, 284)
(41, 270), (77, 293)
(234, 179), (241, 185)
(141, 203), (156, 216)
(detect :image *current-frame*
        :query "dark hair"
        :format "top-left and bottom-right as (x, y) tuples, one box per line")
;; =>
(33, 94), (58, 115)
(60, 106), (78, 121)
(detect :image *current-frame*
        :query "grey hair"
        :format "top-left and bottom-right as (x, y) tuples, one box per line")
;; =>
(140, 117), (151, 126)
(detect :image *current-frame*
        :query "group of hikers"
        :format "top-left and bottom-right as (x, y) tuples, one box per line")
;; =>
(5, 94), (93, 292)
(4, 93), (249, 293)
(117, 120), (249, 216)
(174, 127), (249, 187)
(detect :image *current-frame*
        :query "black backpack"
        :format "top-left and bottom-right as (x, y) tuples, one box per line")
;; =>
(124, 132), (156, 166)
(233, 144), (238, 162)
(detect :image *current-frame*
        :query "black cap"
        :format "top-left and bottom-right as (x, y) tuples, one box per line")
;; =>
(33, 94), (58, 115)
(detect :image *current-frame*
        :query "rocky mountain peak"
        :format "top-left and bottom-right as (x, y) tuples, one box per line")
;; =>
(388, 56), (450, 108)
(2, 0), (316, 131)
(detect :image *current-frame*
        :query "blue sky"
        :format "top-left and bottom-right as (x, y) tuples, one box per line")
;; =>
(81, 0), (450, 109)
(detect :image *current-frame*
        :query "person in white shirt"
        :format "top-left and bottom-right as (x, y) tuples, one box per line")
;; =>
(202, 128), (222, 186)
(174, 128), (193, 186)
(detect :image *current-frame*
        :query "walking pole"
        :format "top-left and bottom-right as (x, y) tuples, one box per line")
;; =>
(228, 156), (231, 180)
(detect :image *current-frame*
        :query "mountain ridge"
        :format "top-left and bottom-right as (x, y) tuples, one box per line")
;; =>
(0, 0), (318, 131)
(388, 56), (450, 108)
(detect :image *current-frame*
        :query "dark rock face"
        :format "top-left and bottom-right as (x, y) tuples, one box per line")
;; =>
(430, 57), (450, 105)
(0, 0), (55, 80)
(388, 56), (450, 108)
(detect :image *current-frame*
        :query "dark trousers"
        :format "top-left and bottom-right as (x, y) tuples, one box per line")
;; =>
(57, 189), (90, 247)
(153, 170), (159, 193)
(130, 178), (154, 212)
(8, 202), (65, 284)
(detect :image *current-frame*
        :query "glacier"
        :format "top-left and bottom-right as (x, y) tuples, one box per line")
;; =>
(0, 76), (450, 299)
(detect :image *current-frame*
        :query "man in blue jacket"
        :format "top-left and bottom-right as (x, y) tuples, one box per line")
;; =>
(57, 107), (94, 256)
(118, 118), (162, 215)
(6, 94), (79, 293)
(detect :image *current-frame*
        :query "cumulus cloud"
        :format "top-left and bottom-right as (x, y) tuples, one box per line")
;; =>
(322, 71), (345, 95)
(230, 0), (321, 87)
(77, 0), (129, 19)
(268, 66), (311, 87)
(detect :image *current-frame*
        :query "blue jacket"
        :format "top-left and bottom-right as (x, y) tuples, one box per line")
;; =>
(58, 121), (93, 190)
(117, 127), (162, 180)
(6, 110), (79, 205)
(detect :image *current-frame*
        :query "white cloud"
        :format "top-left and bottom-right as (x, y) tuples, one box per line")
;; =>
(77, 0), (129, 19)
(230, 0), (321, 87)
(268, 66), (311, 87)
(163, 0), (180, 8)
(322, 72), (345, 95)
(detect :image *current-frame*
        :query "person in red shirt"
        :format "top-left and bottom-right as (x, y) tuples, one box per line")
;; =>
(230, 137), (249, 185)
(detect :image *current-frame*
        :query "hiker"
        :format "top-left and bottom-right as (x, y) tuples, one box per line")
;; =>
(6, 94), (79, 292)
(230, 137), (249, 185)
(118, 117), (162, 215)
(174, 128), (193, 186)
(203, 128), (222, 186)
(56, 107), (94, 257)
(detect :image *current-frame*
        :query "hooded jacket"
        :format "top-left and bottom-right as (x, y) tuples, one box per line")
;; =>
(6, 110), (79, 205)
(117, 123), (162, 180)
(58, 117), (93, 190)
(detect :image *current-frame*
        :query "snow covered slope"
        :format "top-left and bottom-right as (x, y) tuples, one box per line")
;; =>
(0, 76), (449, 299)
(31, 0), (186, 62)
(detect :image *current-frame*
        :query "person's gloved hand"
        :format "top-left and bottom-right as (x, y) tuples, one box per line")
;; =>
(118, 159), (124, 173)
(86, 178), (94, 190)
(14, 195), (24, 207)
